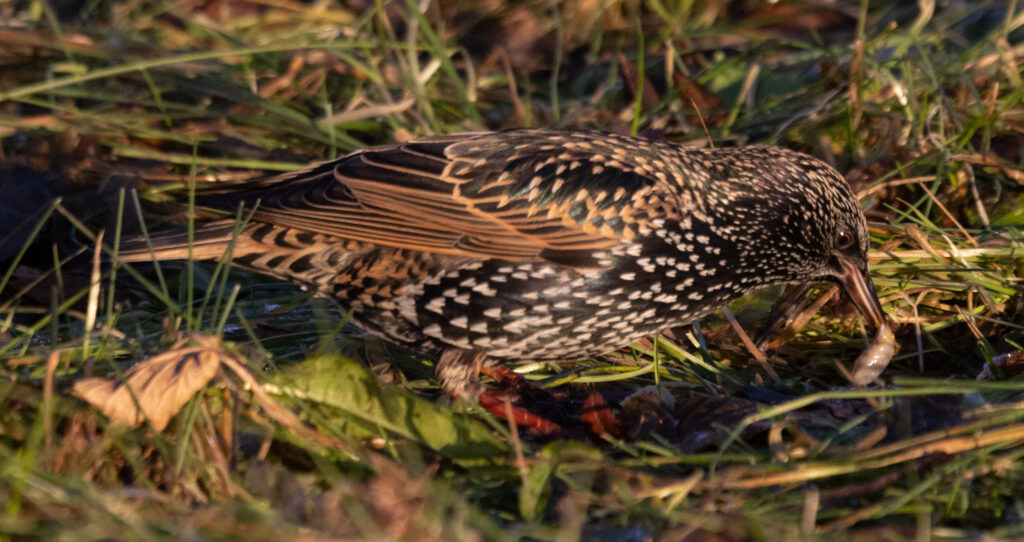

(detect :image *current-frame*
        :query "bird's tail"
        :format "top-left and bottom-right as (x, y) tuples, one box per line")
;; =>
(116, 220), (361, 291)
(116, 220), (257, 263)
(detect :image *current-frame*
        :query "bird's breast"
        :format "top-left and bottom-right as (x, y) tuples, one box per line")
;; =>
(374, 225), (758, 361)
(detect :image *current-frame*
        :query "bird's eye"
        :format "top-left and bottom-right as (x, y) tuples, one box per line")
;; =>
(836, 230), (854, 250)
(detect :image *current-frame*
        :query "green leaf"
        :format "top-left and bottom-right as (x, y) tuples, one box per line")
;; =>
(520, 459), (554, 521)
(520, 441), (604, 521)
(270, 354), (508, 462)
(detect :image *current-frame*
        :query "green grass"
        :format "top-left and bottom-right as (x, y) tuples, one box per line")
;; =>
(1, 1), (1024, 540)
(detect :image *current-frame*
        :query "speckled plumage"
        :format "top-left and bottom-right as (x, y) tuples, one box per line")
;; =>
(121, 129), (887, 394)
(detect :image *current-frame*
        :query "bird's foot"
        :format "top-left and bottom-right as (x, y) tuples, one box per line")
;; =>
(477, 366), (562, 436)
(475, 390), (562, 436)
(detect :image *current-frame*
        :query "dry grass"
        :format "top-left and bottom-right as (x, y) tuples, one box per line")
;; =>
(1, 1), (1023, 540)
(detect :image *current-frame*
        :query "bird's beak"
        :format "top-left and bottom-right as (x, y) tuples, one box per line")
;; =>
(836, 256), (887, 332)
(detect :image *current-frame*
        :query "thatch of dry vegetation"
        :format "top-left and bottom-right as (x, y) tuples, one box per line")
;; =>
(1, 1), (1023, 540)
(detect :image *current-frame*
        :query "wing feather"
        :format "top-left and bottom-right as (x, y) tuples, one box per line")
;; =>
(196, 130), (680, 265)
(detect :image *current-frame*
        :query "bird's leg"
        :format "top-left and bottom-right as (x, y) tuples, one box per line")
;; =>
(479, 365), (557, 403)
(437, 349), (561, 436)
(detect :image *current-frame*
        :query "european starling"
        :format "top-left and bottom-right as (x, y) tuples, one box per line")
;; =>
(120, 129), (889, 397)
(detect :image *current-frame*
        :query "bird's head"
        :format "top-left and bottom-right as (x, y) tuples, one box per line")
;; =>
(700, 146), (888, 333)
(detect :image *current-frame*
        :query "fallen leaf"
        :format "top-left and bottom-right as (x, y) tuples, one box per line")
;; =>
(618, 386), (677, 441)
(672, 72), (727, 128)
(619, 53), (660, 110)
(673, 395), (766, 452)
(72, 342), (223, 431)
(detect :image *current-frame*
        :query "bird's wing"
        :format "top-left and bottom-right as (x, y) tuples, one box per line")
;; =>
(199, 130), (683, 267)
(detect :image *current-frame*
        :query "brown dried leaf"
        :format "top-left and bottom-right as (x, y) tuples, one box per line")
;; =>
(72, 344), (223, 431)
(738, 2), (853, 35)
(618, 385), (676, 441)
(619, 53), (660, 109)
(672, 71), (727, 128)
(673, 395), (766, 453)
